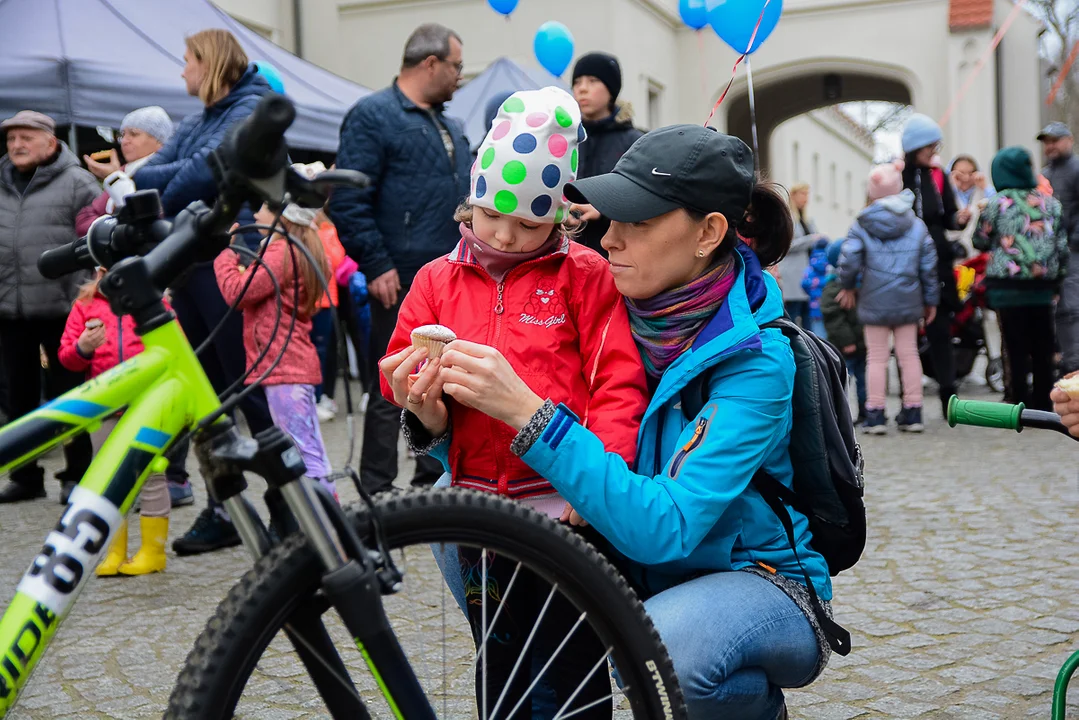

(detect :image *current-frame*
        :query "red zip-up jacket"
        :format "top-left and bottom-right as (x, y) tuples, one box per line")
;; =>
(59, 292), (168, 378)
(381, 234), (648, 500)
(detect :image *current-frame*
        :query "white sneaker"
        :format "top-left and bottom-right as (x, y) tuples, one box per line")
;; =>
(359, 392), (369, 414)
(316, 396), (337, 422)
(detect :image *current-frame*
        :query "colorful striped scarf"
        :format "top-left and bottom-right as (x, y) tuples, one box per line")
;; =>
(625, 259), (737, 379)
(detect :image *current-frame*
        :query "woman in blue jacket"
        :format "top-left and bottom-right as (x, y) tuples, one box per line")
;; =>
(134, 29), (276, 554)
(385, 126), (833, 719)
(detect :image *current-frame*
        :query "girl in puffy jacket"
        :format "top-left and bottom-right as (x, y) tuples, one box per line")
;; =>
(838, 163), (939, 435)
(59, 272), (172, 576)
(213, 199), (338, 500)
(379, 87), (649, 719)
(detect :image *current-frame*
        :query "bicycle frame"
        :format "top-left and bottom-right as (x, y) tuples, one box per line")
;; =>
(0, 318), (215, 714)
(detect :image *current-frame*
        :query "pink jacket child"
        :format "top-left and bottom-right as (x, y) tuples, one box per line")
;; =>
(212, 240), (321, 386)
(59, 289), (165, 378)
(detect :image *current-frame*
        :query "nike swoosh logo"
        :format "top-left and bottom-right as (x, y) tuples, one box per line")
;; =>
(651, 168), (672, 176)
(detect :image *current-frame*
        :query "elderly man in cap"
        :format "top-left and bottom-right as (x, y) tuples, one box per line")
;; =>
(0, 110), (99, 504)
(1040, 122), (1079, 374)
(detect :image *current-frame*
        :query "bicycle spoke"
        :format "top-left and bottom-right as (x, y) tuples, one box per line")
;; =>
(280, 620), (366, 706)
(482, 548), (488, 720)
(489, 581), (560, 720)
(470, 560), (523, 672)
(504, 600), (582, 719)
(395, 547), (431, 687)
(557, 691), (618, 720)
(440, 542), (448, 720)
(551, 648), (615, 720)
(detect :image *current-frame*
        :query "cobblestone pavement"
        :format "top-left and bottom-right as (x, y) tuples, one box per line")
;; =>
(1, 378), (1079, 718)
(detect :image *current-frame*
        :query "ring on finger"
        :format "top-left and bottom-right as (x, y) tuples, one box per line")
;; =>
(406, 395), (422, 405)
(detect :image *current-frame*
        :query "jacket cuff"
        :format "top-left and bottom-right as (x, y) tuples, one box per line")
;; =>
(75, 344), (94, 360)
(362, 253), (395, 281)
(401, 409), (449, 455)
(510, 400), (562, 457)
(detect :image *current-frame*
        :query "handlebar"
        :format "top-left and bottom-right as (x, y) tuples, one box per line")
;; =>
(38, 93), (368, 296)
(947, 396), (1076, 439)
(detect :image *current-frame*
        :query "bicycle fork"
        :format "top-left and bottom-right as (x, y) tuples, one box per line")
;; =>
(194, 422), (435, 720)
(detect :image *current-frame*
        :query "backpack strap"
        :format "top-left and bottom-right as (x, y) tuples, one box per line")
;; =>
(754, 470), (852, 656)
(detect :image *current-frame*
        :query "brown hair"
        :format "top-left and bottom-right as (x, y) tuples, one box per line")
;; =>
(185, 29), (248, 106)
(454, 200), (580, 240)
(76, 269), (106, 304)
(686, 180), (793, 268)
(277, 218), (331, 318)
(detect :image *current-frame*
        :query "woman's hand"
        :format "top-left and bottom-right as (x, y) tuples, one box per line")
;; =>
(560, 504), (589, 527)
(836, 288), (857, 310)
(84, 150), (121, 180)
(1052, 373), (1079, 438)
(439, 340), (544, 431)
(380, 347), (449, 437)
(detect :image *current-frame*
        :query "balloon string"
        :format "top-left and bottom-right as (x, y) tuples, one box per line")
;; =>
(746, 57), (760, 172)
(705, 0), (772, 127)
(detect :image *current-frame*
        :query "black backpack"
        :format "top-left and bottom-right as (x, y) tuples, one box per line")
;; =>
(680, 317), (865, 656)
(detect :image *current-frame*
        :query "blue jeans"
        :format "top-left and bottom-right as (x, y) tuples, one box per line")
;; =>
(809, 317), (827, 340)
(846, 354), (867, 413)
(644, 571), (821, 719)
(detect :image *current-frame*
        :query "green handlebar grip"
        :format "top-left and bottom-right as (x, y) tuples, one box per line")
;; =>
(947, 396), (1023, 431)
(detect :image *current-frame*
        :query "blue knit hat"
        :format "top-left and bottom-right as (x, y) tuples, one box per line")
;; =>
(826, 238), (844, 268)
(901, 113), (942, 154)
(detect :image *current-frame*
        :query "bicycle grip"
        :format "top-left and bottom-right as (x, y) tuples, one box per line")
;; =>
(230, 93), (295, 180)
(947, 396), (1022, 431)
(38, 237), (92, 279)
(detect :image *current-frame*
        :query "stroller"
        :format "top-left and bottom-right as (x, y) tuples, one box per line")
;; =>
(919, 252), (1005, 392)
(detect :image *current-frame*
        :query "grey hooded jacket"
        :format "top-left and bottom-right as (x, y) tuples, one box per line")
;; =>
(839, 190), (940, 327)
(0, 144), (99, 319)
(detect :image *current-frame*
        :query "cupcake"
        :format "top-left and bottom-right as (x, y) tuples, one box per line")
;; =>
(1057, 374), (1079, 399)
(410, 324), (457, 360)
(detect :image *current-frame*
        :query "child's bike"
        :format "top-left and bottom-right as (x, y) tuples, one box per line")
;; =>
(947, 395), (1078, 720)
(0, 95), (684, 719)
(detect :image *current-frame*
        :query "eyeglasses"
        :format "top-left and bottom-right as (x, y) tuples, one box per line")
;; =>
(444, 58), (464, 74)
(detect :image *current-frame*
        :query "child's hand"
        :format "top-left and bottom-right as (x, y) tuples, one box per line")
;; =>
(380, 346), (449, 437)
(842, 344), (857, 355)
(1052, 374), (1079, 437)
(836, 289), (857, 310)
(924, 306), (937, 326)
(77, 323), (106, 355)
(560, 504), (588, 527)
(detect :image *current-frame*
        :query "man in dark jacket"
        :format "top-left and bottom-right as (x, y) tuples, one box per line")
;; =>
(1040, 122), (1079, 373)
(568, 52), (644, 257)
(0, 111), (99, 503)
(329, 23), (471, 494)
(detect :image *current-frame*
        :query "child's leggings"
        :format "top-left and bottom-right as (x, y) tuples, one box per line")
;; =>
(865, 324), (923, 409)
(90, 417), (169, 517)
(264, 384), (337, 498)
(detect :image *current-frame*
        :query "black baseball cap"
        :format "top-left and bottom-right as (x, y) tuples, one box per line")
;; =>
(565, 124), (754, 223)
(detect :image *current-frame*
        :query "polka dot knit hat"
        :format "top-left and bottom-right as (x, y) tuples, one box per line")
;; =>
(470, 87), (586, 224)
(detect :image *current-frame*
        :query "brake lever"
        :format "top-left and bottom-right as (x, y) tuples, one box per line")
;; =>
(284, 168), (371, 209)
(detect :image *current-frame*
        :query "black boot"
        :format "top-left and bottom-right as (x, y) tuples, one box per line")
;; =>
(0, 480), (46, 504)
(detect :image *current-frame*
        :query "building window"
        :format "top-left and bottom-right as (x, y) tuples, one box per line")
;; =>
(812, 154), (820, 201)
(830, 163), (838, 209)
(647, 80), (664, 131)
(845, 171), (853, 216)
(792, 142), (800, 181)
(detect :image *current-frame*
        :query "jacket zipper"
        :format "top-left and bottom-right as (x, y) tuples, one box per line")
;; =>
(669, 417), (707, 478)
(492, 280), (506, 493)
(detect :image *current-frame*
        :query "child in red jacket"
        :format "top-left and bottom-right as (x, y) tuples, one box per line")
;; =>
(213, 196), (338, 500)
(380, 87), (648, 718)
(59, 271), (171, 576)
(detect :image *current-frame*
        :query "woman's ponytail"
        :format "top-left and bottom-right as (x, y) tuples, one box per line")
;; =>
(736, 180), (793, 268)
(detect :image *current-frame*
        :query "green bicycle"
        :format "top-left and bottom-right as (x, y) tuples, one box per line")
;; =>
(0, 95), (684, 719)
(948, 395), (1078, 720)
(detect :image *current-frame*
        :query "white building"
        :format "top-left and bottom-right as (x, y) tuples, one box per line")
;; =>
(771, 107), (876, 240)
(216, 0), (1044, 178)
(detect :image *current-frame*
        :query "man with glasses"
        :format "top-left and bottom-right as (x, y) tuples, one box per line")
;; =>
(330, 23), (470, 494)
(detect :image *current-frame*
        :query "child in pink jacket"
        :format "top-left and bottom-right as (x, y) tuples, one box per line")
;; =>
(59, 271), (171, 575)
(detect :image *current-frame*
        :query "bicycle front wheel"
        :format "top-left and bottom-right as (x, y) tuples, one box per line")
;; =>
(167, 490), (685, 719)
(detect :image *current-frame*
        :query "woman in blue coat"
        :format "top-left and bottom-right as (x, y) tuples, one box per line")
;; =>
(385, 126), (834, 719)
(134, 29), (276, 554)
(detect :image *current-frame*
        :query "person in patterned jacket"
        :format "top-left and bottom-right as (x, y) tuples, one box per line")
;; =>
(975, 145), (1068, 410)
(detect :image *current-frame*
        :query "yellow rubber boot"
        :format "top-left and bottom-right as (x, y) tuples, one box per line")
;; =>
(96, 519), (127, 577)
(118, 516), (168, 575)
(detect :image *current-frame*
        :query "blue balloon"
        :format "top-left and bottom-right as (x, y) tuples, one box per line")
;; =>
(679, 0), (708, 30)
(707, 0), (783, 55)
(487, 0), (518, 15)
(533, 21), (575, 77)
(255, 61), (285, 94)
